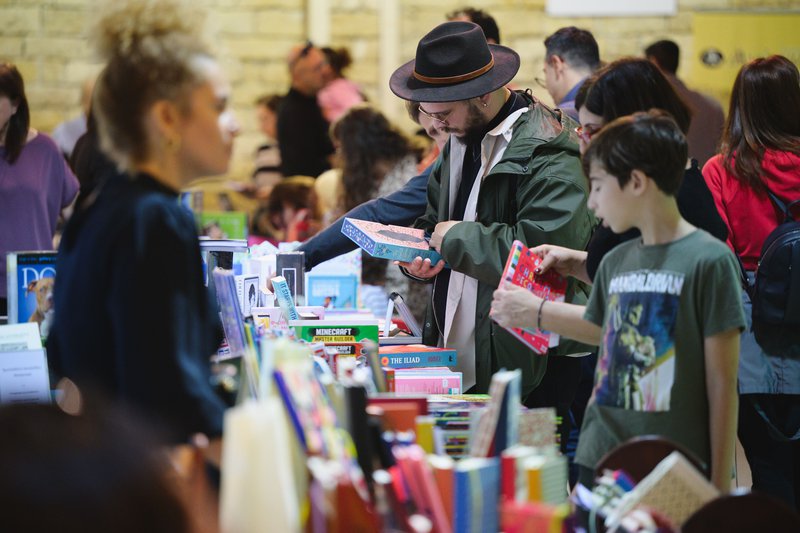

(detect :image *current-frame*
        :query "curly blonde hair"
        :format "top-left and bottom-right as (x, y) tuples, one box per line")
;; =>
(92, 0), (211, 170)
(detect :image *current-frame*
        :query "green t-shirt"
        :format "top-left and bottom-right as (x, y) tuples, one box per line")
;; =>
(576, 230), (745, 471)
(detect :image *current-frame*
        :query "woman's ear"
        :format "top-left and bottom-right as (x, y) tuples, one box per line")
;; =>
(148, 99), (182, 145)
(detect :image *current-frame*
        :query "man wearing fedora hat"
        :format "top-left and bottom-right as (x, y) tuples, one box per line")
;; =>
(390, 21), (595, 398)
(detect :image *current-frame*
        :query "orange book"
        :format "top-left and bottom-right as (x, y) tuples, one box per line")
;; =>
(429, 454), (455, 527)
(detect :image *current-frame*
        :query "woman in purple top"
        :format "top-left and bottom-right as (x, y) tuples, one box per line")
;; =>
(0, 63), (79, 316)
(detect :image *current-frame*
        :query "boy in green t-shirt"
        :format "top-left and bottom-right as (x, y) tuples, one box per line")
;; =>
(491, 111), (745, 491)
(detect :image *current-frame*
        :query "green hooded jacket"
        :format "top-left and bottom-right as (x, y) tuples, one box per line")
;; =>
(415, 93), (596, 398)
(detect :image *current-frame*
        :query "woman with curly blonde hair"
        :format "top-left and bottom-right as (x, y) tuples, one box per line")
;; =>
(49, 0), (238, 458)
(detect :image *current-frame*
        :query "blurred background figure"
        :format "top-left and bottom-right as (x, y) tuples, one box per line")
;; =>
(446, 6), (501, 44)
(277, 41), (334, 178)
(646, 39), (725, 166)
(328, 105), (428, 320)
(0, 62), (79, 318)
(542, 26), (601, 121)
(252, 93), (283, 193)
(251, 175), (320, 244)
(48, 0), (235, 456)
(318, 46), (365, 124)
(52, 76), (95, 159)
(0, 403), (194, 533)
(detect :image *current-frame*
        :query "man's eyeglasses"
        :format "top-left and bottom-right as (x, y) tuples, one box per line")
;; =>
(534, 77), (547, 89)
(575, 125), (599, 144)
(417, 105), (452, 125)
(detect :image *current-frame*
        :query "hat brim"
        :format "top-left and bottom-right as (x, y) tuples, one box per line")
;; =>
(389, 44), (520, 103)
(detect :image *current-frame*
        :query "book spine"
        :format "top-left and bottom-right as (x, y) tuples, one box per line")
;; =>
(6, 253), (18, 324)
(272, 276), (299, 321)
(394, 375), (462, 395)
(341, 219), (376, 255)
(372, 242), (442, 264)
(380, 350), (458, 369)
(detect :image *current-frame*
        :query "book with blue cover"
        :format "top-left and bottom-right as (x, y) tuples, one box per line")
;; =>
(454, 457), (501, 533)
(341, 218), (442, 264)
(378, 345), (457, 369)
(6, 252), (57, 332)
(306, 274), (358, 309)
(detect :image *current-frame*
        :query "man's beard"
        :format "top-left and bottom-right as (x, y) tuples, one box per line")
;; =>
(447, 100), (487, 144)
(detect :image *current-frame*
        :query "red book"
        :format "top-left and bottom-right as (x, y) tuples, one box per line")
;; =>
(494, 240), (568, 355)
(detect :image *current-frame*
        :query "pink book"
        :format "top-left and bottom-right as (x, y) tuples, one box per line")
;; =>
(493, 240), (567, 355)
(393, 368), (463, 395)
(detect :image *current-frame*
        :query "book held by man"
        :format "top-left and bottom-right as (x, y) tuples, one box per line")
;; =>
(493, 241), (568, 355)
(341, 218), (443, 264)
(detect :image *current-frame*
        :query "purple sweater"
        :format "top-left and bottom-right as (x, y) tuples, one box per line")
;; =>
(0, 133), (79, 298)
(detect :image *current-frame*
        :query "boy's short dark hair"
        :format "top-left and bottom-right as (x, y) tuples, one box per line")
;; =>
(582, 110), (687, 195)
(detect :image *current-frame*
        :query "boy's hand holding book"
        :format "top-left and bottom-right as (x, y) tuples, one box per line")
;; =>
(491, 283), (543, 331)
(530, 244), (590, 285)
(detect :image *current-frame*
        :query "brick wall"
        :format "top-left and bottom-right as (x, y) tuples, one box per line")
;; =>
(1, 0), (795, 181)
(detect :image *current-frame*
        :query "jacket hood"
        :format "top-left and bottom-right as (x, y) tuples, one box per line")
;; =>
(507, 92), (581, 159)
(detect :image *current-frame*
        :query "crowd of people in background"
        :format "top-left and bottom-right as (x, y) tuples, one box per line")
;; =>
(0, 0), (799, 526)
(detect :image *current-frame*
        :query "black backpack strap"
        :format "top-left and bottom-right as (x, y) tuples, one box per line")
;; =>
(762, 183), (799, 223)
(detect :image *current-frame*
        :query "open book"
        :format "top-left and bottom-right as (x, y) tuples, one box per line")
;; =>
(493, 240), (568, 355)
(341, 218), (442, 264)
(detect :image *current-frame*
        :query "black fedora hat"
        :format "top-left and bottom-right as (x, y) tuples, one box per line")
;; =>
(390, 21), (520, 103)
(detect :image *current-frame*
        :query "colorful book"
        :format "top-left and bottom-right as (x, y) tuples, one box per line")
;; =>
(291, 319), (379, 374)
(470, 369), (521, 457)
(6, 251), (57, 330)
(518, 408), (559, 449)
(454, 457), (500, 533)
(341, 218), (443, 264)
(501, 445), (539, 502)
(525, 453), (568, 505)
(272, 276), (299, 321)
(379, 345), (457, 369)
(197, 211), (248, 240)
(306, 274), (358, 309)
(212, 268), (248, 359)
(494, 241), (568, 355)
(392, 367), (463, 395)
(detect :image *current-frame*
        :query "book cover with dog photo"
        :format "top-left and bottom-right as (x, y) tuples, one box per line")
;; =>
(6, 252), (58, 337)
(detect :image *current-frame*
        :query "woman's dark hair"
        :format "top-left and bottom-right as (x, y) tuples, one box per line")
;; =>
(583, 109), (688, 196)
(721, 55), (800, 192)
(0, 63), (31, 164)
(321, 46), (352, 78)
(579, 57), (691, 135)
(331, 106), (417, 212)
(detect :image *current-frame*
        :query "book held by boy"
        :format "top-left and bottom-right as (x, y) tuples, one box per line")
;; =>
(493, 240), (568, 355)
(341, 218), (443, 264)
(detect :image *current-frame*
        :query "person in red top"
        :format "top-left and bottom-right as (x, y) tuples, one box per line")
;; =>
(703, 55), (800, 510)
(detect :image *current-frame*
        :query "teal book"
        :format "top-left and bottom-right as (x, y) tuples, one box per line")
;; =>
(341, 218), (442, 264)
